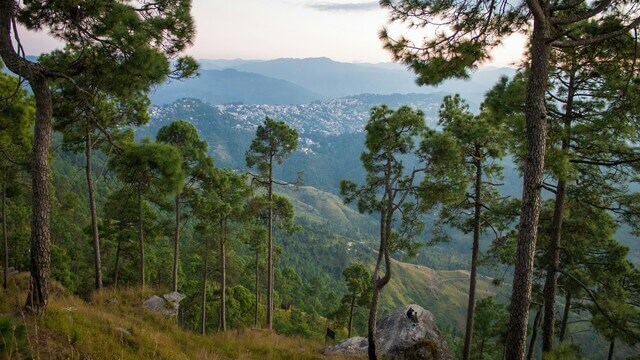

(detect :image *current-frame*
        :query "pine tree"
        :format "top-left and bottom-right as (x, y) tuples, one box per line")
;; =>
(109, 141), (184, 288)
(156, 120), (210, 292)
(201, 168), (250, 331)
(245, 117), (298, 329)
(341, 105), (463, 359)
(435, 95), (516, 360)
(341, 263), (372, 338)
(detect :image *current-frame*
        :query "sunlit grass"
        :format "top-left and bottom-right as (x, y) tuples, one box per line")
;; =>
(0, 272), (361, 359)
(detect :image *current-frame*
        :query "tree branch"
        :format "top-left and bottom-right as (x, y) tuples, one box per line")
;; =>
(552, 17), (640, 48)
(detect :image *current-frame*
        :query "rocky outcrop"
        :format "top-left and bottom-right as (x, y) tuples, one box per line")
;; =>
(143, 291), (186, 317)
(323, 304), (452, 359)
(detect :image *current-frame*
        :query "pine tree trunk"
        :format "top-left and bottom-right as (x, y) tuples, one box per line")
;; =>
(607, 338), (615, 360)
(505, 4), (550, 357)
(255, 247), (259, 327)
(114, 236), (122, 288)
(368, 207), (392, 360)
(2, 182), (8, 290)
(25, 78), (53, 315)
(368, 282), (381, 360)
(368, 218), (385, 360)
(220, 218), (227, 332)
(172, 193), (180, 292)
(542, 69), (574, 354)
(138, 191), (145, 288)
(348, 289), (356, 338)
(201, 235), (209, 335)
(559, 290), (571, 343)
(526, 305), (543, 360)
(542, 178), (566, 352)
(463, 147), (482, 360)
(0, 1), (54, 315)
(266, 155), (274, 329)
(86, 124), (103, 290)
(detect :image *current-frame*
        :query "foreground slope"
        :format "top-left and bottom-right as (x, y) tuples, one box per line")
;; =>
(0, 274), (349, 360)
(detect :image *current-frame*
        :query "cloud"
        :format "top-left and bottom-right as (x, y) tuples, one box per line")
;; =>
(307, 1), (379, 12)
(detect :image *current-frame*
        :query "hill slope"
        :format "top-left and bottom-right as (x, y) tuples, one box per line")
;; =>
(0, 274), (336, 360)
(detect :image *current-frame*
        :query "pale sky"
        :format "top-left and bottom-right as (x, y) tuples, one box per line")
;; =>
(16, 0), (526, 67)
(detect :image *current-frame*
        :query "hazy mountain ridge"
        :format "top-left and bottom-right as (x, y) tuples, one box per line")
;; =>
(149, 68), (324, 105)
(228, 57), (516, 105)
(148, 57), (516, 107)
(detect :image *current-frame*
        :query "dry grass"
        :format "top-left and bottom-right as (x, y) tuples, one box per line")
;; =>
(0, 272), (361, 359)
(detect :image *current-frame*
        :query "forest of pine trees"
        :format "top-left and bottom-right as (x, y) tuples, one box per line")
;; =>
(1, 0), (640, 359)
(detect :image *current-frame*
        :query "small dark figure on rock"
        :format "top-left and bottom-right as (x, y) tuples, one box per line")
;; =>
(407, 306), (419, 324)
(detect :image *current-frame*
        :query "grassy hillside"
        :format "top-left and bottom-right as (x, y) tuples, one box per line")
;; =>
(378, 258), (509, 332)
(276, 185), (376, 234)
(0, 274), (357, 360)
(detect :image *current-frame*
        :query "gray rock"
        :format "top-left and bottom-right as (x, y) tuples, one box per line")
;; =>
(143, 292), (185, 317)
(163, 291), (186, 305)
(323, 304), (452, 359)
(143, 295), (166, 313)
(323, 337), (368, 355)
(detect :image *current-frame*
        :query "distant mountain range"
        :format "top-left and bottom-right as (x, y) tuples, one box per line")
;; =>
(149, 68), (324, 105)
(150, 57), (516, 107)
(6, 56), (516, 108)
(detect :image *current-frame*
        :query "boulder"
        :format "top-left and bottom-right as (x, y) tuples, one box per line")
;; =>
(323, 304), (452, 359)
(143, 292), (185, 317)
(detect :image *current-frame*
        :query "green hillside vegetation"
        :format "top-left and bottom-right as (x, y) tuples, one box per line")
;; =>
(277, 184), (509, 333)
(276, 185), (377, 233)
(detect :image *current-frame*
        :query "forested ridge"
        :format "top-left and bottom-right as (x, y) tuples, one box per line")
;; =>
(1, 0), (640, 359)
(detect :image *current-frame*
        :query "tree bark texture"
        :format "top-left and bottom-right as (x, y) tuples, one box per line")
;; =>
(0, 0), (54, 315)
(86, 124), (103, 290)
(505, 2), (551, 357)
(463, 146), (482, 360)
(173, 194), (180, 292)
(542, 69), (574, 353)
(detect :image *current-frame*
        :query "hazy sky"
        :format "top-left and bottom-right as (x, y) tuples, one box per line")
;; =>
(17, 0), (525, 67)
